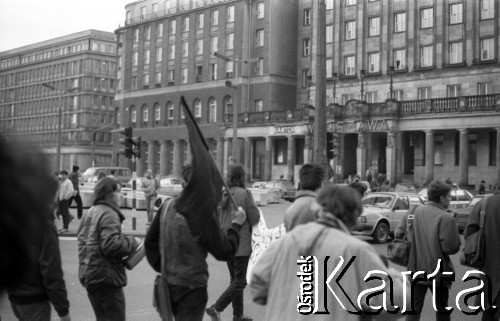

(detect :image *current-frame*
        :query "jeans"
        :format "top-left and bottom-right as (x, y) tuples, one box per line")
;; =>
(214, 256), (250, 317)
(146, 195), (157, 222)
(87, 285), (126, 321)
(58, 199), (71, 229)
(10, 300), (51, 321)
(170, 285), (208, 321)
(69, 191), (83, 219)
(406, 282), (451, 321)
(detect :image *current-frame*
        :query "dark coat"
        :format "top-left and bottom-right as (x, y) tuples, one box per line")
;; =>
(465, 192), (500, 304)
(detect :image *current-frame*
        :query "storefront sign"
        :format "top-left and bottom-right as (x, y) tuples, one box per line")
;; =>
(304, 119), (390, 134)
(270, 125), (303, 135)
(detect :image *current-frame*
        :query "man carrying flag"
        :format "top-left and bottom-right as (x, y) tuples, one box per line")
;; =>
(145, 97), (246, 320)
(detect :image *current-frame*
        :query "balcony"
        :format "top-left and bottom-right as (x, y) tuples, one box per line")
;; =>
(222, 94), (500, 126)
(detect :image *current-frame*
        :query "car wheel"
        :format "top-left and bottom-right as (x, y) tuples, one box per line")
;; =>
(372, 222), (389, 244)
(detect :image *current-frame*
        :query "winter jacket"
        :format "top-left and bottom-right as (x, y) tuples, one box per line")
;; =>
(144, 198), (242, 288)
(465, 192), (500, 306)
(396, 201), (461, 284)
(58, 178), (74, 201)
(7, 219), (70, 317)
(78, 201), (138, 288)
(250, 218), (408, 320)
(68, 171), (80, 192)
(283, 190), (318, 231)
(218, 186), (260, 256)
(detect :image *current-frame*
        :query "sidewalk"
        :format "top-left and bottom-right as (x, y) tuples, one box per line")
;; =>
(55, 207), (152, 238)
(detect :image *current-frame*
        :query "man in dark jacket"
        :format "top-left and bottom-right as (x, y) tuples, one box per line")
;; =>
(349, 174), (367, 196)
(145, 165), (246, 321)
(283, 163), (323, 231)
(1, 137), (71, 321)
(465, 183), (500, 321)
(396, 180), (461, 321)
(68, 165), (83, 219)
(207, 164), (260, 321)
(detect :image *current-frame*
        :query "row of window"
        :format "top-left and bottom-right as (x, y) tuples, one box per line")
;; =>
(127, 57), (264, 91)
(301, 38), (496, 79)
(0, 59), (117, 88)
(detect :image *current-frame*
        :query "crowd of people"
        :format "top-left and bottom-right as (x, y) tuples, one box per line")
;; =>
(2, 134), (500, 321)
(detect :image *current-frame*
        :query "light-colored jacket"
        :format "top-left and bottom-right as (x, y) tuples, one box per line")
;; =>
(283, 190), (318, 231)
(142, 177), (159, 197)
(250, 220), (408, 320)
(58, 178), (74, 201)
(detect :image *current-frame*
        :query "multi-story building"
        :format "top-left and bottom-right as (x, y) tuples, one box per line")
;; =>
(0, 30), (118, 171)
(115, 0), (500, 189)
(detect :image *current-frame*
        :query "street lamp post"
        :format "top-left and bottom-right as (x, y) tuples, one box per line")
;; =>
(388, 60), (400, 101)
(359, 69), (366, 102)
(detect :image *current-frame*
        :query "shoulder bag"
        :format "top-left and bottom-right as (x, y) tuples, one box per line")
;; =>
(460, 196), (490, 269)
(387, 205), (418, 267)
(153, 199), (174, 321)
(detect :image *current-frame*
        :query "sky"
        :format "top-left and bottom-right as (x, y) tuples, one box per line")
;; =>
(0, 0), (130, 52)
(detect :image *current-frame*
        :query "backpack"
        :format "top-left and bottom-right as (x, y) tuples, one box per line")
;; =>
(459, 196), (490, 269)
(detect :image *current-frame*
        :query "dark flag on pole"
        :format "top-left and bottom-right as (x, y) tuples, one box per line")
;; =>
(174, 96), (224, 236)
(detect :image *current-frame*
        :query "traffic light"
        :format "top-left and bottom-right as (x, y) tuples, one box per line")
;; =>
(327, 132), (339, 159)
(131, 136), (142, 159)
(119, 127), (133, 159)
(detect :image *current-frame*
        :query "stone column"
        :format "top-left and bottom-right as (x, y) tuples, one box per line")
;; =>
(386, 132), (396, 185)
(244, 137), (252, 182)
(304, 135), (313, 164)
(217, 138), (224, 174)
(394, 131), (403, 184)
(264, 136), (272, 181)
(159, 140), (168, 177)
(172, 139), (182, 177)
(223, 138), (230, 175)
(365, 132), (373, 176)
(287, 135), (295, 181)
(357, 133), (367, 179)
(185, 139), (192, 165)
(424, 130), (434, 184)
(497, 128), (500, 184)
(148, 141), (156, 174)
(459, 129), (469, 187)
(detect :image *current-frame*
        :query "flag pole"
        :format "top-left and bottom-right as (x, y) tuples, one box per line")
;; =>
(180, 97), (239, 211)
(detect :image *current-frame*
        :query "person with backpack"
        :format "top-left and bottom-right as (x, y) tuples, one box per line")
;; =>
(464, 182), (500, 321)
(394, 180), (461, 321)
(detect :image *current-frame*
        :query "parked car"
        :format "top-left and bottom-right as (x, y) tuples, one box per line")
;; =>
(262, 179), (296, 202)
(124, 177), (144, 190)
(82, 167), (132, 185)
(453, 194), (494, 232)
(394, 183), (417, 193)
(352, 192), (426, 243)
(417, 187), (473, 209)
(158, 176), (183, 196)
(252, 181), (267, 189)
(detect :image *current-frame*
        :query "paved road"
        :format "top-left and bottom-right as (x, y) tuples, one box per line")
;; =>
(0, 201), (484, 320)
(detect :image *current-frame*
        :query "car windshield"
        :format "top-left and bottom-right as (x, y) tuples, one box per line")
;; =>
(362, 194), (395, 208)
(83, 168), (97, 176)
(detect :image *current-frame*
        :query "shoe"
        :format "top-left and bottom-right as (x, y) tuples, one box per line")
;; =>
(205, 305), (221, 321)
(58, 228), (68, 233)
(233, 315), (252, 321)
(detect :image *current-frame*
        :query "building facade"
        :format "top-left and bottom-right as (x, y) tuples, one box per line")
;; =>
(115, 0), (500, 189)
(0, 30), (118, 171)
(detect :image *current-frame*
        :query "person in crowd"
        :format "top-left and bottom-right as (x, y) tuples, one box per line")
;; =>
(344, 174), (354, 184)
(478, 180), (486, 195)
(57, 170), (74, 233)
(250, 185), (408, 320)
(349, 174), (367, 196)
(395, 180), (461, 321)
(96, 171), (106, 181)
(107, 169), (116, 179)
(77, 177), (140, 321)
(377, 180), (391, 192)
(142, 169), (160, 224)
(283, 163), (323, 231)
(1, 137), (72, 321)
(206, 164), (260, 321)
(145, 165), (247, 320)
(68, 165), (83, 219)
(464, 181), (500, 321)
